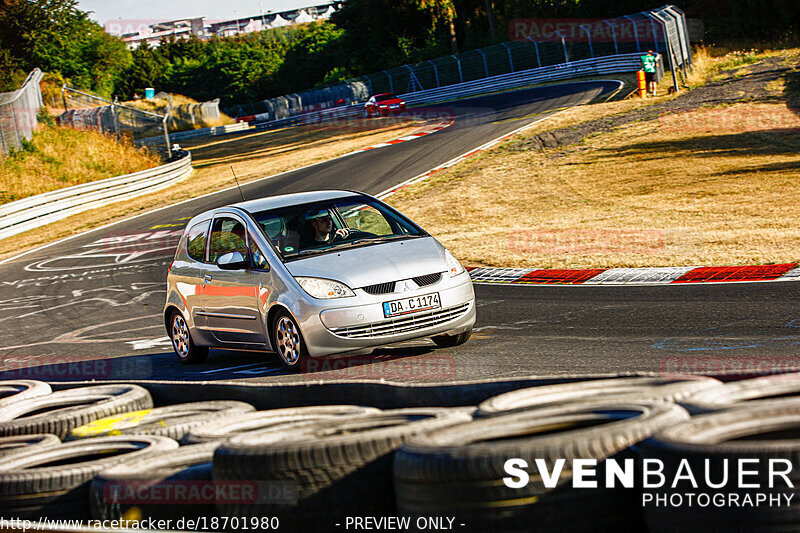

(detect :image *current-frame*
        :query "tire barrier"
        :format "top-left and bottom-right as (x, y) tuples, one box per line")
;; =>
(0, 384), (153, 439)
(0, 375), (798, 531)
(680, 372), (800, 414)
(476, 376), (723, 417)
(91, 442), (221, 522)
(0, 434), (60, 458)
(0, 435), (178, 519)
(639, 401), (800, 533)
(395, 402), (689, 533)
(66, 401), (255, 441)
(0, 380), (51, 409)
(182, 405), (381, 444)
(214, 408), (472, 531)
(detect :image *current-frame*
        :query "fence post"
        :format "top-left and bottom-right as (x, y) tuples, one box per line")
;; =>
(500, 42), (514, 72)
(451, 55), (463, 83)
(526, 37), (541, 67)
(650, 19), (658, 50)
(477, 49), (489, 78)
(555, 31), (568, 63)
(162, 114), (171, 159)
(385, 71), (394, 94)
(428, 60), (440, 87)
(580, 25), (593, 57)
(61, 84), (69, 111)
(625, 16), (641, 52)
(605, 21), (619, 55)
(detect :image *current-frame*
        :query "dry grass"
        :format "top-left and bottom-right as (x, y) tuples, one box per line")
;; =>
(0, 117), (423, 260)
(388, 86), (800, 268)
(0, 126), (160, 204)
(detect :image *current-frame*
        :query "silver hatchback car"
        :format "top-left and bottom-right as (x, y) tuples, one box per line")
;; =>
(164, 190), (475, 369)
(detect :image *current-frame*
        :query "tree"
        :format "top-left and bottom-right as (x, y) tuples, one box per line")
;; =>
(0, 0), (131, 95)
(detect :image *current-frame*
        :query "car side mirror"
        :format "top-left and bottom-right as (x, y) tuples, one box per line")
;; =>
(217, 251), (248, 270)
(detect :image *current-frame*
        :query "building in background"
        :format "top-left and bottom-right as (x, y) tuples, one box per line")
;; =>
(114, 3), (338, 49)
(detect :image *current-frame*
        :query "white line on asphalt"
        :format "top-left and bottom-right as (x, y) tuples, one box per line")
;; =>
(195, 363), (266, 374)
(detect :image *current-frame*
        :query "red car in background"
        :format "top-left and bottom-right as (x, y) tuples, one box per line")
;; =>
(365, 93), (406, 116)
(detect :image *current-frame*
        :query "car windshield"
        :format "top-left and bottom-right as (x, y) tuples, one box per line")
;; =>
(251, 195), (427, 260)
(375, 94), (398, 102)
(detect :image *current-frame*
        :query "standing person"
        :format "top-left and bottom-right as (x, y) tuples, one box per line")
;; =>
(641, 50), (659, 97)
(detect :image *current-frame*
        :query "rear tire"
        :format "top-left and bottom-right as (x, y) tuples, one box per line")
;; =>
(170, 310), (209, 364)
(272, 310), (307, 371)
(432, 329), (471, 348)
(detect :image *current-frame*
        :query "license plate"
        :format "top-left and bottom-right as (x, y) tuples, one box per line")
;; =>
(390, 104), (399, 108)
(383, 292), (440, 318)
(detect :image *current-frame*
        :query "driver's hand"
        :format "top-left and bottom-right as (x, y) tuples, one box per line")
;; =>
(334, 228), (351, 238)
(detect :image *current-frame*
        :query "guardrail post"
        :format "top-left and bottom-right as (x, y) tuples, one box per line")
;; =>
(605, 21), (619, 55)
(555, 31), (569, 63)
(477, 49), (489, 78)
(451, 55), (463, 83)
(579, 25), (593, 57)
(526, 37), (541, 67)
(428, 60), (440, 87)
(500, 43), (514, 72)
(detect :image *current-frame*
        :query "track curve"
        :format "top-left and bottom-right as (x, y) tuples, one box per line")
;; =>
(5, 79), (794, 384)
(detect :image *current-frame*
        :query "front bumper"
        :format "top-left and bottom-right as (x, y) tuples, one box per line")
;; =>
(298, 274), (475, 357)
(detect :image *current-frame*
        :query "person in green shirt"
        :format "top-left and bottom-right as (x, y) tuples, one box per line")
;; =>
(641, 50), (659, 97)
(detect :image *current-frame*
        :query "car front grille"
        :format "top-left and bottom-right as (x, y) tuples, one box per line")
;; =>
(361, 273), (442, 295)
(412, 273), (442, 287)
(362, 282), (396, 295)
(330, 303), (471, 339)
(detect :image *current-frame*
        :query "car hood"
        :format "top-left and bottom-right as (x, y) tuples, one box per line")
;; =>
(284, 237), (447, 288)
(377, 99), (404, 105)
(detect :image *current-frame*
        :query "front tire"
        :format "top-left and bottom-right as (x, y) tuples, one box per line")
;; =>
(272, 310), (307, 371)
(432, 329), (472, 348)
(170, 311), (209, 364)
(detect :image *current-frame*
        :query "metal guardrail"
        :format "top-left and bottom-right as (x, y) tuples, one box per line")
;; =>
(0, 69), (44, 157)
(254, 53), (644, 130)
(0, 152), (193, 240)
(228, 5), (689, 122)
(137, 122), (250, 145)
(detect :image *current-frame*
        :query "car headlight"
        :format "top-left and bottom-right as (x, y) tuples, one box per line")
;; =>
(445, 250), (465, 277)
(295, 277), (355, 299)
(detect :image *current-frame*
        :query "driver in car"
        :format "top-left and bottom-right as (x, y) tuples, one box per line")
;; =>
(305, 209), (352, 245)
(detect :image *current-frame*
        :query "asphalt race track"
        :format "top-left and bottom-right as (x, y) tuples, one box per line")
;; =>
(3, 80), (799, 384)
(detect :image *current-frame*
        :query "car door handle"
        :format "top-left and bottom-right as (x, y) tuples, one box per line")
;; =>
(204, 274), (213, 282)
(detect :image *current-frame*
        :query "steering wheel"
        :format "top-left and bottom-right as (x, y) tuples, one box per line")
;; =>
(331, 230), (376, 242)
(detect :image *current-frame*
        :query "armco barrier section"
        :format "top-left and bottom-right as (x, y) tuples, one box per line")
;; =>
(137, 122), (250, 145)
(255, 53), (641, 130)
(227, 4), (688, 122)
(0, 152), (192, 240)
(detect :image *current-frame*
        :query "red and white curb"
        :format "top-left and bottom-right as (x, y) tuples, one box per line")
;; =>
(351, 118), (455, 154)
(467, 263), (800, 285)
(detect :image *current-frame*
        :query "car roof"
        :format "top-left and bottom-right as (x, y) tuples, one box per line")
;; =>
(231, 190), (362, 214)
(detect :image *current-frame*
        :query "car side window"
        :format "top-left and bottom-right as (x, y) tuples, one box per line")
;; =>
(186, 220), (211, 262)
(209, 217), (248, 264)
(250, 239), (269, 270)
